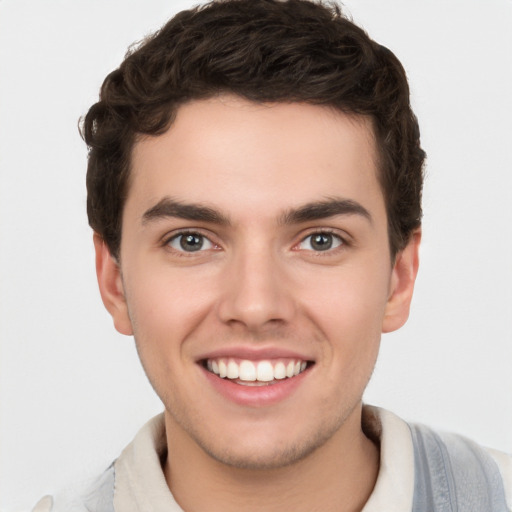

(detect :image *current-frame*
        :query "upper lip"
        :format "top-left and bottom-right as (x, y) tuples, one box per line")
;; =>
(196, 345), (315, 363)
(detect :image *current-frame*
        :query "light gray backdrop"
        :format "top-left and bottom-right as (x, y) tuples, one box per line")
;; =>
(1, 1), (511, 510)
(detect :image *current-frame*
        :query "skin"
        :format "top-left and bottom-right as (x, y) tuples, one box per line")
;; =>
(95, 96), (420, 512)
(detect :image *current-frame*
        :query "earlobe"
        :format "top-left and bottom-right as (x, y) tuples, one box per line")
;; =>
(382, 229), (421, 333)
(93, 234), (133, 336)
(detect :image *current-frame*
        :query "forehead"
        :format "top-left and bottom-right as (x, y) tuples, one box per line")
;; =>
(128, 96), (384, 223)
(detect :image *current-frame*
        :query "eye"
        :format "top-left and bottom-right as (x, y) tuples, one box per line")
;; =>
(298, 232), (344, 252)
(167, 232), (215, 252)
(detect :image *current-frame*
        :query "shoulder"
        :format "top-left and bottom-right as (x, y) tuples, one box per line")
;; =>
(487, 446), (512, 508)
(31, 413), (168, 512)
(363, 405), (512, 512)
(31, 463), (115, 512)
(409, 422), (512, 511)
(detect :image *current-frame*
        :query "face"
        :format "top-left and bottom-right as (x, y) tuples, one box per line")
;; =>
(96, 96), (419, 470)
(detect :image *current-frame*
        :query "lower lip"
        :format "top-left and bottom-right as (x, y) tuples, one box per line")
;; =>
(201, 365), (311, 407)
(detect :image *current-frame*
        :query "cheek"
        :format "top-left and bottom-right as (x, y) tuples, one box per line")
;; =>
(300, 260), (391, 344)
(123, 265), (216, 350)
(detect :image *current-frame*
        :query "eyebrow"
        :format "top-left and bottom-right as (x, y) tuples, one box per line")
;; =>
(141, 196), (371, 227)
(142, 197), (231, 226)
(279, 198), (372, 225)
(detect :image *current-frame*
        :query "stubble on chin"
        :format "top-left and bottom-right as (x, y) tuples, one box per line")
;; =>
(166, 399), (359, 472)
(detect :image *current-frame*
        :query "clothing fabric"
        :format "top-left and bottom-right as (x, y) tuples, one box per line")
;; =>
(32, 406), (512, 512)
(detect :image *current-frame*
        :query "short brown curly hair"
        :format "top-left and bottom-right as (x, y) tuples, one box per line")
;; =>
(82, 0), (425, 260)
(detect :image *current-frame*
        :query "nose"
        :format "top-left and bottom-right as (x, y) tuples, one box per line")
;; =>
(216, 244), (296, 331)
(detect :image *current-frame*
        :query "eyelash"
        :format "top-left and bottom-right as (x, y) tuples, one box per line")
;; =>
(162, 228), (348, 256)
(295, 229), (348, 254)
(162, 230), (219, 255)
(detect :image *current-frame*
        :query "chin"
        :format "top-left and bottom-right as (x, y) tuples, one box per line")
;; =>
(202, 443), (315, 471)
(193, 420), (342, 471)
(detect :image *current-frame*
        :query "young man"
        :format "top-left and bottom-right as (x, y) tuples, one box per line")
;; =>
(33, 0), (511, 510)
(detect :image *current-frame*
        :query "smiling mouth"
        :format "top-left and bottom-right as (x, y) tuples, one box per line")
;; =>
(202, 358), (313, 386)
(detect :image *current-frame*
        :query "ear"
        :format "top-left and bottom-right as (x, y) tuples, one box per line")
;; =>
(382, 229), (421, 333)
(93, 233), (133, 336)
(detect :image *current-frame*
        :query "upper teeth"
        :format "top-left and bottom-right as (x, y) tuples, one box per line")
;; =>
(207, 358), (308, 382)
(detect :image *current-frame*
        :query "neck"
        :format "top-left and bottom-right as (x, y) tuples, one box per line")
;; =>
(163, 404), (379, 512)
